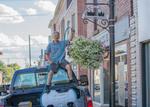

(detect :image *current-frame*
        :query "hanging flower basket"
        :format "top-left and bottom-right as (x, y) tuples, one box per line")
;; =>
(69, 37), (104, 69)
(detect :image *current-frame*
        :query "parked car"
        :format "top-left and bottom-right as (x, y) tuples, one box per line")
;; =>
(0, 84), (10, 96)
(0, 66), (93, 107)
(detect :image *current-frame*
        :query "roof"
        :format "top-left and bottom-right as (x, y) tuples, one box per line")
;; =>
(14, 66), (48, 74)
(48, 0), (64, 28)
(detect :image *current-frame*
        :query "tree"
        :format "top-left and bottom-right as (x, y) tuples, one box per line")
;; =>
(0, 61), (21, 83)
(69, 37), (104, 69)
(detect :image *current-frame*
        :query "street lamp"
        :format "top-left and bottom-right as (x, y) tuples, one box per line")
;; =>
(82, 0), (115, 107)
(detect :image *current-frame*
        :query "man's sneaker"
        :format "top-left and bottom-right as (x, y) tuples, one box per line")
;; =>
(45, 85), (51, 94)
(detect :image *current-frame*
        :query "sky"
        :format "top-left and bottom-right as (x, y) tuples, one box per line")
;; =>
(0, 0), (58, 68)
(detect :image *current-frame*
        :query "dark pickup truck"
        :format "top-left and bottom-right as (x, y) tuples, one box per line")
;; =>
(0, 66), (93, 107)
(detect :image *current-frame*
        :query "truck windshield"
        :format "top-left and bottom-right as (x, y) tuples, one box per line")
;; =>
(13, 68), (70, 89)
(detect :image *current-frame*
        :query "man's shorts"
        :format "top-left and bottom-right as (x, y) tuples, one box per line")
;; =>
(50, 60), (69, 73)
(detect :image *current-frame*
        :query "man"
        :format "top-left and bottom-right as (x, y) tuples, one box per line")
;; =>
(45, 30), (75, 92)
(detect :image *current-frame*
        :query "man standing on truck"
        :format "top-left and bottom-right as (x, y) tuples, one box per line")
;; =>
(45, 30), (75, 93)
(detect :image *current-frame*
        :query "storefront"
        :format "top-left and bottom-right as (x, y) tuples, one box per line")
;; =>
(90, 30), (110, 107)
(89, 15), (130, 107)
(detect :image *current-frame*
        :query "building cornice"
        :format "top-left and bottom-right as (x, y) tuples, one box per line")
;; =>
(48, 0), (65, 28)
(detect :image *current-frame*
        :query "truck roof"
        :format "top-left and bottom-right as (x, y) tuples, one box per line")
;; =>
(14, 66), (48, 74)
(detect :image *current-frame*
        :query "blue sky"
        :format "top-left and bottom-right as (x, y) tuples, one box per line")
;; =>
(0, 0), (58, 67)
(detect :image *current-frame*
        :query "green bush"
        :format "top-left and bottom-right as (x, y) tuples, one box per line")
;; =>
(69, 37), (104, 69)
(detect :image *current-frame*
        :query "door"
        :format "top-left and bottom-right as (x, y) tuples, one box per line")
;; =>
(142, 42), (150, 107)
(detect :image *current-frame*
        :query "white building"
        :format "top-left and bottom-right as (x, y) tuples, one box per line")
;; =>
(130, 0), (150, 107)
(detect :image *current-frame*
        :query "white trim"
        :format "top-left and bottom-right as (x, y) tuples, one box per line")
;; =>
(93, 101), (101, 106)
(93, 102), (109, 107)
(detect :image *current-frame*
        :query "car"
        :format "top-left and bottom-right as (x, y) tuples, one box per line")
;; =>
(0, 66), (93, 107)
(0, 84), (10, 96)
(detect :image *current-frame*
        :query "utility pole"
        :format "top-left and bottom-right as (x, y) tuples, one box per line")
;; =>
(29, 35), (31, 67)
(109, 0), (115, 107)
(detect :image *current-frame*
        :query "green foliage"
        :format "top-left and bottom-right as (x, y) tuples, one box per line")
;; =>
(69, 37), (104, 69)
(0, 61), (21, 83)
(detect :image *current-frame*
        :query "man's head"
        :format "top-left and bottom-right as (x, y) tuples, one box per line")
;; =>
(52, 31), (60, 42)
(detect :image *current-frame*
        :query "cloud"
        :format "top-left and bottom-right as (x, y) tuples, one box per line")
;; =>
(31, 35), (48, 44)
(13, 35), (28, 46)
(0, 33), (28, 46)
(0, 33), (12, 46)
(0, 33), (47, 67)
(0, 4), (24, 24)
(25, 8), (37, 15)
(0, 33), (48, 47)
(35, 0), (56, 13)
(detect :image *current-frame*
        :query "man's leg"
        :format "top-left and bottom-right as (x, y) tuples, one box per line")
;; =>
(65, 64), (73, 81)
(47, 71), (54, 85)
(45, 63), (57, 93)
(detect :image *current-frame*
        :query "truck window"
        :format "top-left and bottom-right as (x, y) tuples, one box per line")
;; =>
(36, 72), (48, 86)
(52, 68), (69, 85)
(14, 73), (36, 89)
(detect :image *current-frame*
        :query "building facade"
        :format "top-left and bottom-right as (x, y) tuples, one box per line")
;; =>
(84, 0), (133, 107)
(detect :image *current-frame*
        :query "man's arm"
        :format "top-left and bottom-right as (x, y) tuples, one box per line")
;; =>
(45, 54), (52, 64)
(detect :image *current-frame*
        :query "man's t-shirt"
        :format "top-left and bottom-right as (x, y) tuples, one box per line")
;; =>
(46, 40), (69, 63)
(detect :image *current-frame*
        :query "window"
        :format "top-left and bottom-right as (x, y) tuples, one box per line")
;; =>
(93, 69), (100, 103)
(53, 24), (56, 31)
(52, 69), (69, 83)
(71, 14), (75, 31)
(65, 20), (70, 40)
(36, 72), (48, 86)
(61, 19), (65, 38)
(14, 73), (36, 89)
(115, 44), (128, 106)
(67, 0), (72, 9)
(14, 68), (71, 89)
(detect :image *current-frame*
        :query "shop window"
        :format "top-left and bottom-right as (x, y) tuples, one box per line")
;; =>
(115, 44), (128, 106)
(93, 69), (100, 103)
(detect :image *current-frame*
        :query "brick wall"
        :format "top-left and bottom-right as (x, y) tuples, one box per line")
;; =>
(115, 0), (131, 20)
(77, 0), (87, 37)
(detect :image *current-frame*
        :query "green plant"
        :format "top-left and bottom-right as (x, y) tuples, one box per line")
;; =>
(69, 37), (104, 69)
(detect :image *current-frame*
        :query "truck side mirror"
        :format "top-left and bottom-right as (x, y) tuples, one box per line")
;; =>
(79, 75), (89, 86)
